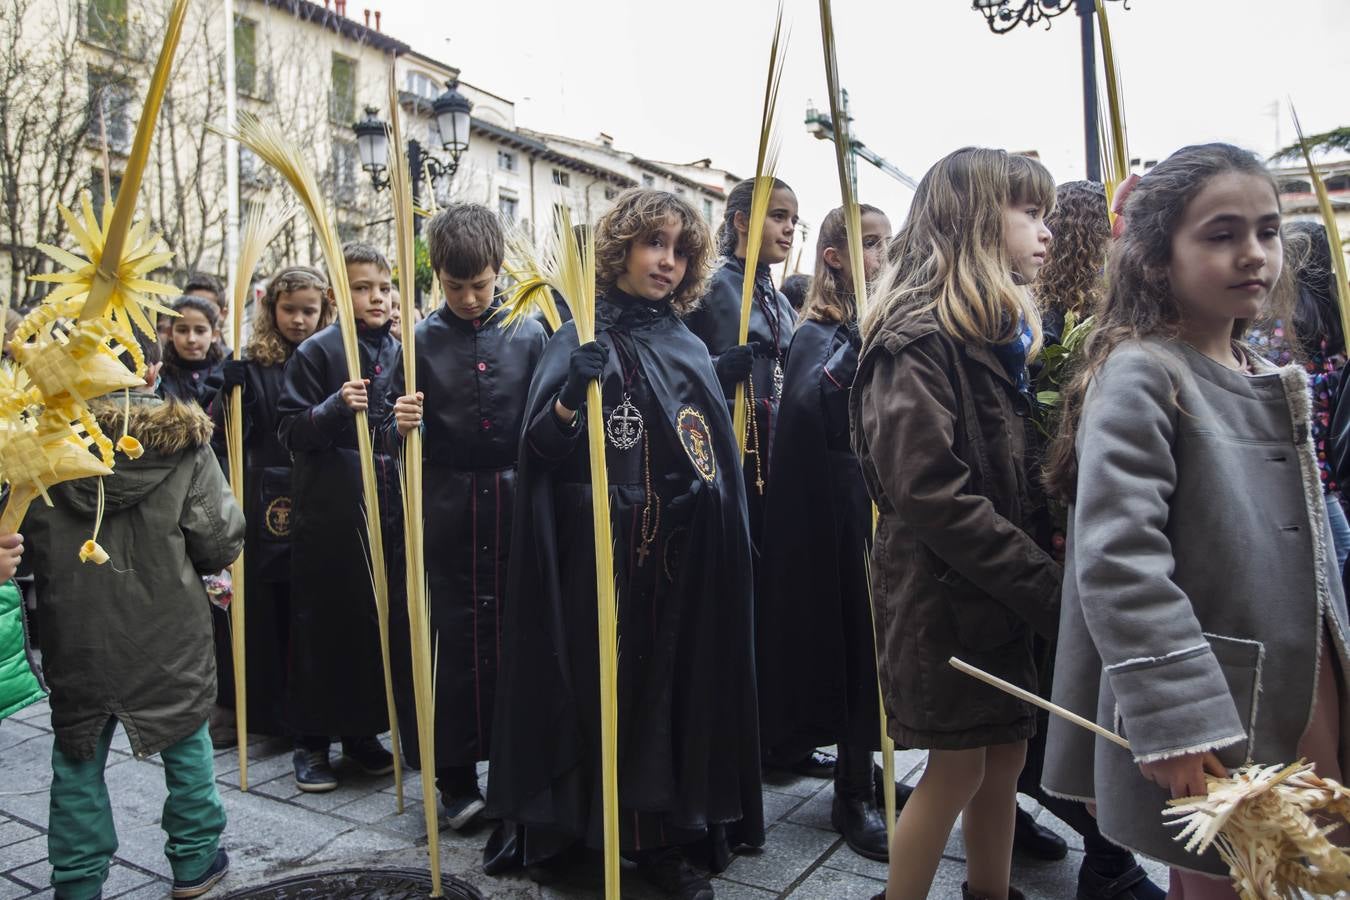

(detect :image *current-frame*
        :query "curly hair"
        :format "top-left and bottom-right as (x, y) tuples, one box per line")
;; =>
(594, 188), (713, 317)
(1036, 181), (1109, 320)
(1043, 143), (1300, 500)
(244, 265), (334, 366)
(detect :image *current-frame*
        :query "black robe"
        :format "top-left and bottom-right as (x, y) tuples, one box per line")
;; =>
(685, 256), (795, 555)
(384, 302), (547, 768)
(757, 320), (880, 760)
(207, 359), (295, 736)
(277, 321), (402, 737)
(485, 289), (762, 866)
(160, 355), (223, 408)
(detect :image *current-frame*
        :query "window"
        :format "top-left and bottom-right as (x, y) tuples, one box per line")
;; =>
(330, 139), (360, 204)
(552, 169), (570, 187)
(498, 190), (519, 223)
(604, 187), (619, 201)
(234, 17), (257, 96)
(1326, 175), (1350, 192)
(330, 54), (356, 123)
(641, 173), (655, 188)
(405, 71), (439, 102)
(497, 150), (517, 173)
(89, 168), (123, 214)
(702, 198), (714, 223)
(85, 0), (126, 45)
(87, 69), (133, 155)
(1280, 180), (1312, 195)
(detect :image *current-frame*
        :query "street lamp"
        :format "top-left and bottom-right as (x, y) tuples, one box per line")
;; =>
(971, 0), (1127, 182)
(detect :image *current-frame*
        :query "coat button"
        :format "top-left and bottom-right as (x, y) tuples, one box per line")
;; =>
(481, 418), (491, 430)
(374, 364), (382, 374)
(477, 362), (487, 372)
(472, 318), (482, 328)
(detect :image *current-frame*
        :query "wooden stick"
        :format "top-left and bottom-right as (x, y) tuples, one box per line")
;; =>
(949, 657), (1131, 750)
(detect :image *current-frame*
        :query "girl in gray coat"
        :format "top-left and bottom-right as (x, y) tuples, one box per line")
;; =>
(1042, 143), (1350, 899)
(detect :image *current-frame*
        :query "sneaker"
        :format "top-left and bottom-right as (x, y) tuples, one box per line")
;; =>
(441, 790), (486, 831)
(636, 848), (714, 900)
(785, 749), (836, 778)
(172, 849), (229, 898)
(293, 748), (338, 792)
(341, 736), (395, 775)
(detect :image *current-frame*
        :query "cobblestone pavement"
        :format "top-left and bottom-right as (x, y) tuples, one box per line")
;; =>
(0, 700), (1166, 898)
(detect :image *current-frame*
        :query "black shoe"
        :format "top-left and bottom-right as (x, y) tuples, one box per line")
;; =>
(636, 848), (715, 900)
(872, 766), (915, 811)
(172, 849), (229, 898)
(293, 748), (338, 793)
(1012, 805), (1068, 861)
(1077, 863), (1165, 900)
(962, 884), (1024, 900)
(441, 789), (486, 831)
(341, 736), (394, 775)
(831, 788), (889, 862)
(786, 749), (836, 778)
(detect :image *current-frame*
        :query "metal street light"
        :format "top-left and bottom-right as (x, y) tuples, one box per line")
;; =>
(971, 0), (1127, 182)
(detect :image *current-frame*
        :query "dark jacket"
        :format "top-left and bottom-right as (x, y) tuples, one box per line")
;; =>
(23, 395), (244, 760)
(160, 356), (223, 409)
(383, 303), (547, 766)
(850, 307), (1061, 749)
(276, 321), (402, 736)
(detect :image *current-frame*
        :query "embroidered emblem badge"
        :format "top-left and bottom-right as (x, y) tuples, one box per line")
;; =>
(676, 406), (717, 483)
(264, 496), (293, 537)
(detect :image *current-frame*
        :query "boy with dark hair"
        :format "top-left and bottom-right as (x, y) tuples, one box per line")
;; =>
(278, 241), (401, 791)
(390, 203), (546, 828)
(24, 329), (245, 900)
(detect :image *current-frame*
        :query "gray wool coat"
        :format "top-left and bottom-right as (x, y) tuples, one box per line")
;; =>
(1043, 338), (1350, 875)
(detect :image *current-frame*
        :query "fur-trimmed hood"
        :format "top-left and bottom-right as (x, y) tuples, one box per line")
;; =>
(55, 393), (215, 514)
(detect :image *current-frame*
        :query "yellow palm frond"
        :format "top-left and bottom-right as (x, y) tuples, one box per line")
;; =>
(1292, 104), (1350, 354)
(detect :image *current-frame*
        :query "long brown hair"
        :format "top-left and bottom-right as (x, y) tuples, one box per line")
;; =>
(1043, 143), (1300, 500)
(1037, 181), (1109, 320)
(801, 203), (884, 324)
(244, 265), (334, 366)
(861, 147), (1055, 356)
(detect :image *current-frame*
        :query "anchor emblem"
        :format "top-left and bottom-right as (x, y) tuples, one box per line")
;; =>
(606, 393), (644, 450)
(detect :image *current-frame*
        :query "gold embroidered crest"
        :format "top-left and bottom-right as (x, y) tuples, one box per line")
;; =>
(676, 406), (716, 483)
(264, 496), (293, 537)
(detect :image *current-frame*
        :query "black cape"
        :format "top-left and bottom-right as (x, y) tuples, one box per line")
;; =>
(485, 289), (762, 867)
(383, 302), (547, 768)
(757, 320), (881, 760)
(686, 256), (795, 554)
(276, 321), (403, 737)
(207, 360), (295, 735)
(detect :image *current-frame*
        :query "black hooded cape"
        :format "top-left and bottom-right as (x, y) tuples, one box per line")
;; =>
(757, 320), (881, 760)
(485, 289), (763, 868)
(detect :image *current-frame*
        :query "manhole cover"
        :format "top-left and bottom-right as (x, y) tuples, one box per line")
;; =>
(224, 867), (483, 899)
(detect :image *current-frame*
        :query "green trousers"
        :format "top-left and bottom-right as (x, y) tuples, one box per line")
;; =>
(48, 717), (225, 900)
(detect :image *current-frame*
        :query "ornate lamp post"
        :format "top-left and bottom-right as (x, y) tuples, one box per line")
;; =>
(971, 0), (1128, 182)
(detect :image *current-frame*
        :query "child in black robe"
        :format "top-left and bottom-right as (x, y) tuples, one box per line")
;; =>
(276, 243), (401, 792)
(388, 204), (547, 829)
(485, 190), (763, 900)
(208, 266), (333, 740)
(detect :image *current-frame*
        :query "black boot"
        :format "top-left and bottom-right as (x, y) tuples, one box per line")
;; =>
(831, 742), (889, 862)
(1012, 804), (1067, 860)
(635, 848), (714, 900)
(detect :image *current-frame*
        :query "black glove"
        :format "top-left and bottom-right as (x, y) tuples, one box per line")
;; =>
(845, 321), (862, 350)
(714, 343), (755, 390)
(559, 341), (610, 411)
(220, 359), (247, 392)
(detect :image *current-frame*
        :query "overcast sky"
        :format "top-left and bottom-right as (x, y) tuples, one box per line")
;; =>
(375, 0), (1349, 270)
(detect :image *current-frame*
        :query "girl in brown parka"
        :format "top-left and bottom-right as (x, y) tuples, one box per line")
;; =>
(850, 147), (1062, 900)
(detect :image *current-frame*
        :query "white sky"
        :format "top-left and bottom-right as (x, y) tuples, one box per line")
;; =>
(374, 0), (1350, 268)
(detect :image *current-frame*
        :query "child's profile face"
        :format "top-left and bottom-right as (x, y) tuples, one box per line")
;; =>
(617, 216), (688, 302)
(171, 308), (214, 361)
(747, 187), (799, 266)
(275, 287), (325, 346)
(439, 265), (497, 321)
(347, 262), (392, 328)
(1168, 172), (1282, 327)
(1001, 197), (1053, 281)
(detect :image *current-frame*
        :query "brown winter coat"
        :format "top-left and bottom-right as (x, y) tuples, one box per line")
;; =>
(850, 307), (1061, 749)
(22, 394), (244, 760)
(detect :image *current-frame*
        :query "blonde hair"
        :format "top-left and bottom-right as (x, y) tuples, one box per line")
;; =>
(861, 147), (1056, 356)
(244, 265), (334, 366)
(801, 203), (884, 325)
(594, 188), (713, 317)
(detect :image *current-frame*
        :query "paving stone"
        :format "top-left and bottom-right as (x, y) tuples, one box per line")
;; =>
(760, 770), (829, 800)
(761, 788), (802, 825)
(0, 821), (40, 850)
(287, 783), (373, 813)
(213, 751), (295, 789)
(3, 858), (44, 889)
(720, 823), (842, 892)
(0, 875), (32, 899)
(246, 776), (301, 802)
(0, 721), (46, 754)
(9, 701), (49, 725)
(110, 884), (170, 899)
(784, 783), (835, 832)
(820, 840), (889, 882)
(0, 835), (47, 873)
(785, 864), (887, 898)
(331, 791), (412, 825)
(705, 879), (778, 899)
